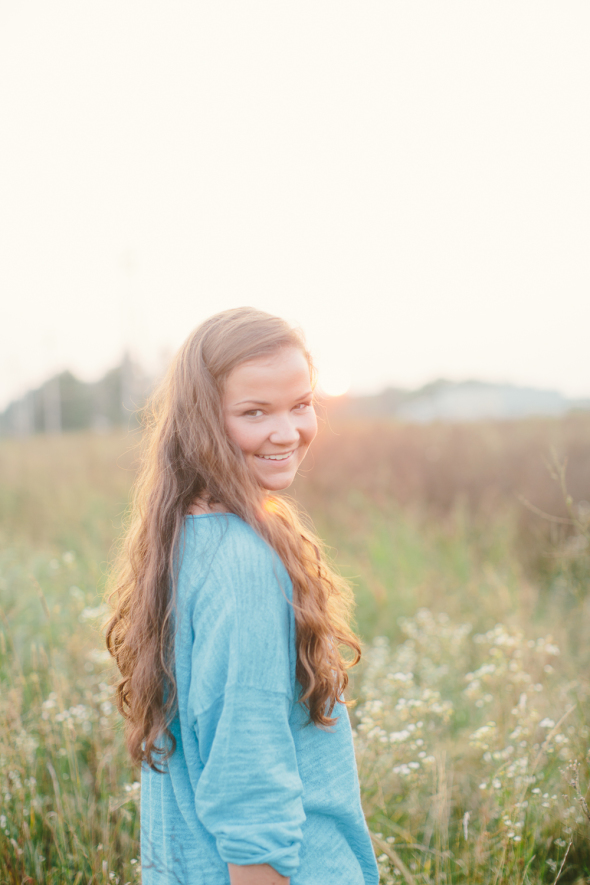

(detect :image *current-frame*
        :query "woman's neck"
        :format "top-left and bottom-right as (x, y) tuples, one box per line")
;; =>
(187, 496), (230, 515)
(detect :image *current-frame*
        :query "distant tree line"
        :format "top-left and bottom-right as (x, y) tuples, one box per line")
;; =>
(0, 355), (152, 436)
(3, 366), (588, 437)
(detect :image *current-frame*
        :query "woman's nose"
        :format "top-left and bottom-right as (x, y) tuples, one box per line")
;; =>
(269, 414), (300, 445)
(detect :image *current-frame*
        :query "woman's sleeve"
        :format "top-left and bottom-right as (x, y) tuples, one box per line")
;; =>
(187, 532), (305, 878)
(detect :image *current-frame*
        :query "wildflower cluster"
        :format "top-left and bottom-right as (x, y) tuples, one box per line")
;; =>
(0, 545), (139, 885)
(40, 681), (115, 734)
(464, 624), (588, 867)
(354, 610), (471, 817)
(353, 610), (584, 883)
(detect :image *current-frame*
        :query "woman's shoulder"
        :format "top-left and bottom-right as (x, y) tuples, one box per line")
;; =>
(178, 514), (296, 703)
(180, 513), (292, 599)
(182, 511), (272, 558)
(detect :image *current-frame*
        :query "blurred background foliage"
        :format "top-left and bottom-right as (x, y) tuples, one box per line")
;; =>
(0, 416), (589, 882)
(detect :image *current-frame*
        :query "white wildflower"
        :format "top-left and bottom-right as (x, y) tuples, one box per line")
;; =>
(80, 603), (108, 622)
(389, 730), (411, 743)
(462, 811), (470, 840)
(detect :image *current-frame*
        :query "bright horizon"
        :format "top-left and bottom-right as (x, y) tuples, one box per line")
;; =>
(4, 353), (589, 408)
(2, 3), (589, 410)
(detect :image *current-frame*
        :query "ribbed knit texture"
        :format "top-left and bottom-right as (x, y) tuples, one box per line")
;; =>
(141, 513), (378, 884)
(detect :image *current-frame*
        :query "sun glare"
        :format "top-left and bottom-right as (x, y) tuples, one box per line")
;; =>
(317, 369), (351, 398)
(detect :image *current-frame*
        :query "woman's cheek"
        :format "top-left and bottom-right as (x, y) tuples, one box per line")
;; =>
(242, 424), (265, 456)
(225, 418), (253, 455)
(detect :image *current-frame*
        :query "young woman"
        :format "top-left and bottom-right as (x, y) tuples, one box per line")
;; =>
(106, 308), (379, 885)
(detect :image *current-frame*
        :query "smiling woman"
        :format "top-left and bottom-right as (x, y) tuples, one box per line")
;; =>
(106, 308), (379, 885)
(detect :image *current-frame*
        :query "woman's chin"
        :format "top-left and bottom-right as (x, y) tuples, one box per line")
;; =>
(261, 476), (295, 492)
(254, 467), (297, 492)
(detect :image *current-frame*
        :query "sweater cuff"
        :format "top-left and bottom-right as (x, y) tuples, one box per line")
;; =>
(215, 823), (302, 878)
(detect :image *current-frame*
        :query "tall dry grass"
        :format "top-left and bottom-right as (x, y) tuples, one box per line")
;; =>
(301, 412), (590, 579)
(0, 418), (589, 883)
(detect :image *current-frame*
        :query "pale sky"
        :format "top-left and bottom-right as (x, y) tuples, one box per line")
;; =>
(1, 2), (589, 407)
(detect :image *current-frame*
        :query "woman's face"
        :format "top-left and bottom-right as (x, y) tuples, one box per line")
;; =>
(223, 346), (318, 491)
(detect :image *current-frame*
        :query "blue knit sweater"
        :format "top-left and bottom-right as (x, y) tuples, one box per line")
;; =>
(141, 513), (378, 884)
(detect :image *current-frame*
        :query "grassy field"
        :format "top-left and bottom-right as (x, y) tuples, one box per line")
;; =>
(0, 419), (589, 884)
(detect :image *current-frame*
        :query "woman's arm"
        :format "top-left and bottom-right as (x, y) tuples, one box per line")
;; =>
(228, 863), (289, 885)
(189, 532), (304, 879)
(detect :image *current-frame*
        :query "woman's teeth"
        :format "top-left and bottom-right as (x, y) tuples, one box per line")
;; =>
(257, 452), (293, 461)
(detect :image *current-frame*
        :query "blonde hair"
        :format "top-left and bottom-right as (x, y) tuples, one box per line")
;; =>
(106, 307), (361, 770)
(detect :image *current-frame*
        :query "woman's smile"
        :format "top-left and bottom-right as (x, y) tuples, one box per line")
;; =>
(255, 450), (294, 461)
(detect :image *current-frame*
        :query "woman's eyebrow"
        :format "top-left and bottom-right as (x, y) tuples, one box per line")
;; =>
(234, 390), (313, 407)
(234, 399), (271, 406)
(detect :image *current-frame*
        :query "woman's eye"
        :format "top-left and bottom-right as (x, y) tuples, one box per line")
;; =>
(294, 402), (312, 412)
(243, 409), (263, 417)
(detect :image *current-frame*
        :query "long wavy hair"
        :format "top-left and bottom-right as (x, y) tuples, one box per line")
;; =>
(106, 307), (361, 770)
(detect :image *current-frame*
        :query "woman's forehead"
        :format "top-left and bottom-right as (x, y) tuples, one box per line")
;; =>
(224, 347), (311, 401)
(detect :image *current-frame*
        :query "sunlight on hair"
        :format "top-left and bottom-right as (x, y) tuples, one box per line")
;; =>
(262, 496), (281, 515)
